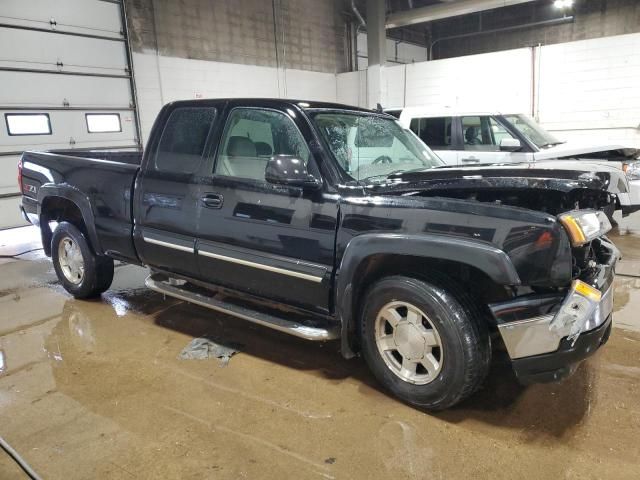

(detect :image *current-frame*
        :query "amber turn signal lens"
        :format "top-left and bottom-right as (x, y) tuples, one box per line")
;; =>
(559, 215), (587, 246)
(573, 280), (602, 302)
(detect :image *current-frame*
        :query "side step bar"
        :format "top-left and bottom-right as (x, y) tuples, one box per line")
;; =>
(145, 274), (339, 341)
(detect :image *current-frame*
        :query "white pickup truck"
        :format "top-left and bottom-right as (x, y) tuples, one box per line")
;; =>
(397, 108), (640, 216)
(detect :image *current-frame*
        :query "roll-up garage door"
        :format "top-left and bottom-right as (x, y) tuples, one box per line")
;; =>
(0, 0), (141, 228)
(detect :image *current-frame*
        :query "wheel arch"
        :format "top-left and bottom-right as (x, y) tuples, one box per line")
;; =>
(335, 233), (521, 358)
(38, 186), (102, 256)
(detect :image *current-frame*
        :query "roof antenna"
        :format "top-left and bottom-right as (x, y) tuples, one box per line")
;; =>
(376, 103), (384, 113)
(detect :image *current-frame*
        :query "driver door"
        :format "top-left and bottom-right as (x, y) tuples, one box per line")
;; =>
(195, 105), (337, 314)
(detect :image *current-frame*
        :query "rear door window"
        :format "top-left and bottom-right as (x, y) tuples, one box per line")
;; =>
(154, 107), (216, 174)
(409, 117), (453, 149)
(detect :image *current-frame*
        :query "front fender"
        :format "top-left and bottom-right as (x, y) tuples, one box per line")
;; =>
(335, 233), (521, 358)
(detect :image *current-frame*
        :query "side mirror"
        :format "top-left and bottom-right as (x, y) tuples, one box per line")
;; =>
(265, 155), (322, 190)
(500, 138), (522, 152)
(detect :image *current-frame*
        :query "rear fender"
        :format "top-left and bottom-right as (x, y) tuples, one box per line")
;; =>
(38, 185), (102, 255)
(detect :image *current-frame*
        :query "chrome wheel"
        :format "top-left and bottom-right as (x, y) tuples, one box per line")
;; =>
(374, 301), (444, 385)
(58, 236), (85, 285)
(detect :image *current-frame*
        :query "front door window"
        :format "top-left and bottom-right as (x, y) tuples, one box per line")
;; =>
(461, 116), (517, 151)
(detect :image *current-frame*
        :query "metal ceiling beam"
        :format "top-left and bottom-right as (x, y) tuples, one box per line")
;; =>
(386, 0), (538, 29)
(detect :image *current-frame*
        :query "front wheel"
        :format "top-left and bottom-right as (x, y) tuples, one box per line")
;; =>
(51, 222), (114, 299)
(360, 275), (490, 410)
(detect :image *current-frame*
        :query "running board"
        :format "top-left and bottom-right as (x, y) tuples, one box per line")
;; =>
(145, 274), (339, 341)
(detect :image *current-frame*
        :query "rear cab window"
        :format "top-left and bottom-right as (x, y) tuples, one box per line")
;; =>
(154, 107), (217, 174)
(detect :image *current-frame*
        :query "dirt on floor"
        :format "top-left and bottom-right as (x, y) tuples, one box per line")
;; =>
(0, 225), (639, 479)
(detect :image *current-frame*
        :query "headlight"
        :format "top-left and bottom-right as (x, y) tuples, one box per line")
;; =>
(623, 161), (640, 180)
(558, 210), (612, 246)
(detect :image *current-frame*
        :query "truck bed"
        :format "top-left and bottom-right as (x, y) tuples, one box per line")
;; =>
(20, 149), (142, 262)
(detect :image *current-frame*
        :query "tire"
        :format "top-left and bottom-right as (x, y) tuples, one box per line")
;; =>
(51, 222), (114, 299)
(360, 275), (491, 410)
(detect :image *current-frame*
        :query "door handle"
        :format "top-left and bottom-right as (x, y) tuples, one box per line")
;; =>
(201, 193), (223, 209)
(461, 157), (480, 163)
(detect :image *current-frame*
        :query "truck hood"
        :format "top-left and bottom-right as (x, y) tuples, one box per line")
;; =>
(374, 162), (628, 195)
(362, 162), (628, 215)
(533, 141), (640, 161)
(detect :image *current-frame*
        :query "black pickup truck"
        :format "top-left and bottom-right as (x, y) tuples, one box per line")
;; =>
(19, 99), (620, 410)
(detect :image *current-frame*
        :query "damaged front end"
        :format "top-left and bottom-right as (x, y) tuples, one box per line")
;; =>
(364, 165), (622, 383)
(489, 211), (618, 383)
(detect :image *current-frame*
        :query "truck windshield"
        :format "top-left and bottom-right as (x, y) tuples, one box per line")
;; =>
(311, 112), (442, 182)
(503, 114), (563, 149)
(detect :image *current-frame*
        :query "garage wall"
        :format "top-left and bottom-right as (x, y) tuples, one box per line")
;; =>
(537, 33), (640, 145)
(337, 32), (640, 147)
(0, 0), (140, 229)
(356, 32), (429, 70)
(132, 52), (339, 143)
(126, 0), (348, 73)
(126, 0), (349, 144)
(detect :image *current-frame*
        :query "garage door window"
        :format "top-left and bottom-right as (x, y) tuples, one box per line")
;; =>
(5, 113), (51, 136)
(86, 113), (121, 133)
(155, 107), (217, 174)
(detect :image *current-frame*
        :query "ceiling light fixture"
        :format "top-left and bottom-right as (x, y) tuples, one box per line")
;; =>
(553, 0), (574, 8)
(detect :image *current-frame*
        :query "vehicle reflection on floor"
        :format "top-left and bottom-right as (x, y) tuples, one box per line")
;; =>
(0, 222), (639, 479)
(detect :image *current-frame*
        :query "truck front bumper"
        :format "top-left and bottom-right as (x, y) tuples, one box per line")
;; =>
(489, 238), (618, 384)
(510, 315), (612, 383)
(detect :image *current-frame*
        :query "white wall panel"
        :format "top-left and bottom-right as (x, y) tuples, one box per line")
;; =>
(404, 49), (533, 113)
(284, 70), (337, 103)
(537, 32), (640, 146)
(381, 65), (406, 109)
(133, 52), (341, 144)
(336, 71), (366, 107)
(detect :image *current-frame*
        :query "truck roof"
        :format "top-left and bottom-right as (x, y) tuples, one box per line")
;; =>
(165, 98), (376, 113)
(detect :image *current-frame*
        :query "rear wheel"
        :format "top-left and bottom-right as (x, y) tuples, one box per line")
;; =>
(51, 222), (114, 298)
(360, 275), (490, 410)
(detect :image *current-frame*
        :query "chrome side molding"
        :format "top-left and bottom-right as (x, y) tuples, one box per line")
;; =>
(198, 249), (324, 283)
(142, 235), (194, 253)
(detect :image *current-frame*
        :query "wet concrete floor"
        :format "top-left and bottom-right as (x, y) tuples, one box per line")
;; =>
(1, 225), (640, 479)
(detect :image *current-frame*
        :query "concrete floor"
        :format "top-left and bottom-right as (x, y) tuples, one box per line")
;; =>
(1, 221), (639, 479)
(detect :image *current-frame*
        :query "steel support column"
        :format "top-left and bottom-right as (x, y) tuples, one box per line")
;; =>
(366, 0), (386, 108)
